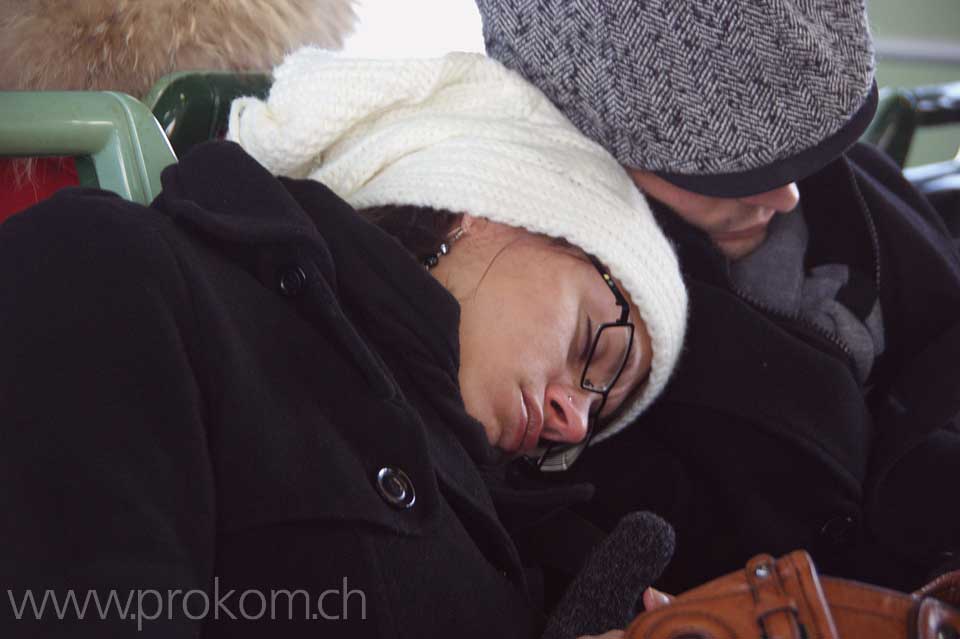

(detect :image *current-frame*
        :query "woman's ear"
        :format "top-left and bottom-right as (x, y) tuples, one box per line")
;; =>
(460, 214), (478, 235)
(460, 216), (522, 244)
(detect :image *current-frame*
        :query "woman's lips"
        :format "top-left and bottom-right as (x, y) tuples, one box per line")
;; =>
(517, 391), (543, 454)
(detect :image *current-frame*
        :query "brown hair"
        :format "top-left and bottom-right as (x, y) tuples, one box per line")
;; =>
(357, 205), (585, 271)
(357, 205), (463, 265)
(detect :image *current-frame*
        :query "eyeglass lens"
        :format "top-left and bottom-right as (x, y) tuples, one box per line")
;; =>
(582, 323), (635, 398)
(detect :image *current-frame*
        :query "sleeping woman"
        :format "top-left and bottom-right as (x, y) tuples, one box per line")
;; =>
(0, 50), (686, 638)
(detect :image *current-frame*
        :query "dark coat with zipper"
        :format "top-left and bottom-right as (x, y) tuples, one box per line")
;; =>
(565, 142), (960, 593)
(0, 141), (558, 638)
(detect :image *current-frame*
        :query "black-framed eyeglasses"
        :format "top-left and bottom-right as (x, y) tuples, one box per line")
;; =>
(531, 256), (635, 471)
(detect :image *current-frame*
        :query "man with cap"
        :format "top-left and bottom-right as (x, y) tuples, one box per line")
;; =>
(475, 0), (960, 592)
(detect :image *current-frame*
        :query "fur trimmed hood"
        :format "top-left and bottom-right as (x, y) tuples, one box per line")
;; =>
(0, 0), (356, 96)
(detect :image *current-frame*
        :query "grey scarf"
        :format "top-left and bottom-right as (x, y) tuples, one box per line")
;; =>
(730, 210), (884, 383)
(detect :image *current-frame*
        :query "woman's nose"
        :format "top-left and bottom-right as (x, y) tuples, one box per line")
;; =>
(542, 385), (591, 444)
(739, 182), (800, 213)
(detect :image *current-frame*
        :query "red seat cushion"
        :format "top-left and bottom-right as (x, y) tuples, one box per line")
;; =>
(0, 158), (79, 224)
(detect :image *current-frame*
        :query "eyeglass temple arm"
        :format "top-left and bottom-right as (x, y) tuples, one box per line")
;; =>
(588, 256), (630, 323)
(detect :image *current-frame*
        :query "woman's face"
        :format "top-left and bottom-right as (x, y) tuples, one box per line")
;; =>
(431, 218), (652, 457)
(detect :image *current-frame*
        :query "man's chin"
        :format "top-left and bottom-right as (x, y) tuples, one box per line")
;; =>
(716, 231), (768, 260)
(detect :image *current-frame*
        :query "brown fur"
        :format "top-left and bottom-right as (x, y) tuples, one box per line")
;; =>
(0, 0), (357, 96)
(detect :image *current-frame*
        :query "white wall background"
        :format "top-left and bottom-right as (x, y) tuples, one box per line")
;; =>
(341, 0), (485, 57)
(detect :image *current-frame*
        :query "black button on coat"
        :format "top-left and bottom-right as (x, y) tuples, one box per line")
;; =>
(565, 143), (960, 593)
(0, 142), (542, 638)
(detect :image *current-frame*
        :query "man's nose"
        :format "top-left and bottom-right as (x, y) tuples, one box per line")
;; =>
(542, 384), (591, 445)
(739, 182), (800, 213)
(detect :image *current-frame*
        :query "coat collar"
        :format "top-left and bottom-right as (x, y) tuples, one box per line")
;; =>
(284, 177), (464, 413)
(158, 141), (324, 247)
(649, 198), (729, 286)
(160, 141), (466, 415)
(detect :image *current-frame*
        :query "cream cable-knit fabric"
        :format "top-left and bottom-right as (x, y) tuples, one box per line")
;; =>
(228, 48), (687, 466)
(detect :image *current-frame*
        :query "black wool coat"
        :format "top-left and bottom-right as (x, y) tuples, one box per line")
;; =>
(565, 143), (960, 593)
(0, 142), (549, 638)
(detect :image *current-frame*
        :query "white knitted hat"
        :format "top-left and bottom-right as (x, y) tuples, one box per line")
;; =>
(227, 48), (687, 467)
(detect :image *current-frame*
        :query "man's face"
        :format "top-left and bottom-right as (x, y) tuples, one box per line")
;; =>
(629, 171), (800, 260)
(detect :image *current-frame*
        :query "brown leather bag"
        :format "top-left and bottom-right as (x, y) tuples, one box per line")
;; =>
(625, 551), (960, 639)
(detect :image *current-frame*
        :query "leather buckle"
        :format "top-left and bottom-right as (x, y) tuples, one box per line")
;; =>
(757, 604), (806, 639)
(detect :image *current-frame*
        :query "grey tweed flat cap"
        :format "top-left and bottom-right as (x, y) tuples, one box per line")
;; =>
(476, 0), (877, 197)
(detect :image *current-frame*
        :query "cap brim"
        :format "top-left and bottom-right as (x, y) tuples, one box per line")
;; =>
(655, 82), (878, 198)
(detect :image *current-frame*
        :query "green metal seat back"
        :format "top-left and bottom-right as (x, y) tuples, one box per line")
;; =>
(863, 82), (960, 167)
(145, 71), (272, 158)
(0, 91), (176, 205)
(862, 82), (960, 232)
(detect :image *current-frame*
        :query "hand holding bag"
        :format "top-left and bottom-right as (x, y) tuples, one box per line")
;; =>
(625, 551), (960, 639)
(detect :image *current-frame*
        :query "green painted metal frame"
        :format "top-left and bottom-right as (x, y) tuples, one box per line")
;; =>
(0, 91), (176, 205)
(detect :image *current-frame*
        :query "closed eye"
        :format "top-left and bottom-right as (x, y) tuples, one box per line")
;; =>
(581, 315), (594, 363)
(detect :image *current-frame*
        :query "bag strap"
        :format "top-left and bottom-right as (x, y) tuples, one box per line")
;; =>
(625, 551), (838, 639)
(914, 569), (960, 609)
(745, 553), (839, 639)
